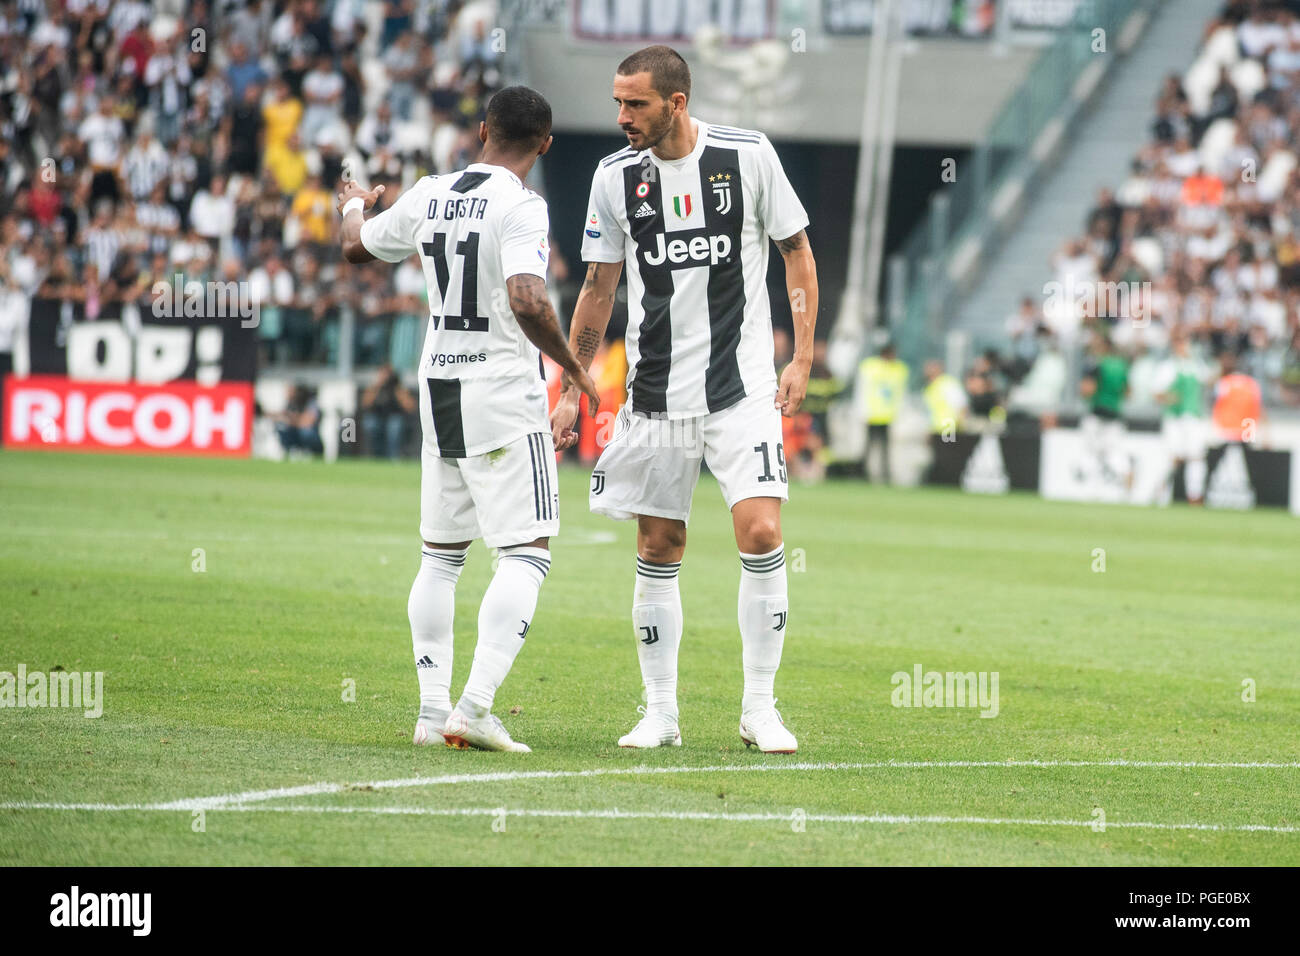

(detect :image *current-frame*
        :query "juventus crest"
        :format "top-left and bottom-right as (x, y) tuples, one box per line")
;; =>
(709, 173), (733, 215)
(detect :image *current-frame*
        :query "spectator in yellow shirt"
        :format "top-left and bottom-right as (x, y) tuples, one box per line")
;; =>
(291, 173), (334, 246)
(265, 131), (308, 195)
(262, 79), (302, 152)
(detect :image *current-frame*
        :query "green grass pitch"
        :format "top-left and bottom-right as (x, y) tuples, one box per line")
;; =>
(2, 449), (1297, 865)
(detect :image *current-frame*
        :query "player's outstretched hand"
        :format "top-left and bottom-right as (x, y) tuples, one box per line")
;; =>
(776, 359), (810, 417)
(336, 180), (386, 215)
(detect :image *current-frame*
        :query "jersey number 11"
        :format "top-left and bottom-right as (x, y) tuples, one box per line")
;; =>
(421, 231), (488, 332)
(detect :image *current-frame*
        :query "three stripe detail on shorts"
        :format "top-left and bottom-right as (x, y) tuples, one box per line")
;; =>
(526, 433), (554, 522)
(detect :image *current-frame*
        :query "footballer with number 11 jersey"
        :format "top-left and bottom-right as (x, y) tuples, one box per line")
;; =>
(551, 46), (820, 754)
(338, 86), (598, 753)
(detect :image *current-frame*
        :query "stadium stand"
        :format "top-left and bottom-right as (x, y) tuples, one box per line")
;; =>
(0, 0), (502, 388)
(979, 0), (1300, 419)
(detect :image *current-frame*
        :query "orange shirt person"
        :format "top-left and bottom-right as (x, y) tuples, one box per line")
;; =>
(1212, 352), (1262, 442)
(1181, 171), (1224, 207)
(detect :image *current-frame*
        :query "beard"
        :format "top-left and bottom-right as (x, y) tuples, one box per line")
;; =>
(625, 104), (674, 151)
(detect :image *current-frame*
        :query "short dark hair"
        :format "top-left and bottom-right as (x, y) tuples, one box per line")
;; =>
(484, 85), (553, 152)
(617, 45), (691, 103)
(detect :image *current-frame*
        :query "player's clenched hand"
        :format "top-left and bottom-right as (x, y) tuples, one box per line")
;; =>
(336, 180), (385, 215)
(776, 359), (810, 417)
(550, 371), (601, 451)
(550, 390), (582, 450)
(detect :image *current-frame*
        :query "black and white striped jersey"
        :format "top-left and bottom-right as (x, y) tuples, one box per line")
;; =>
(581, 119), (809, 418)
(360, 162), (551, 458)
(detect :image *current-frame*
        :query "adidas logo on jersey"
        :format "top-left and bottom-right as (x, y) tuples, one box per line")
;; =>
(634, 201), (655, 219)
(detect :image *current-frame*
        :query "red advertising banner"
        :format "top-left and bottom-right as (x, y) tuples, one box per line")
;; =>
(4, 375), (253, 457)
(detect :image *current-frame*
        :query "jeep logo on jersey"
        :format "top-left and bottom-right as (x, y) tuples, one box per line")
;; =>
(709, 174), (732, 214)
(672, 193), (692, 218)
(642, 231), (733, 267)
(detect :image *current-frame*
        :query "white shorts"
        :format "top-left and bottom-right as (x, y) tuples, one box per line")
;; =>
(1162, 414), (1208, 461)
(589, 391), (788, 525)
(421, 431), (559, 547)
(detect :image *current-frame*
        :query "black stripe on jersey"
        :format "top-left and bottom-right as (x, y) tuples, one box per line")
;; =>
(707, 130), (761, 144)
(601, 148), (636, 167)
(700, 145), (748, 412)
(624, 154), (673, 414)
(451, 171), (491, 193)
(527, 433), (543, 521)
(426, 377), (468, 458)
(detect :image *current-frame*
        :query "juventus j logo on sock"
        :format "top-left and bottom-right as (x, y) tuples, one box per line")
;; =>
(517, 620), (530, 640)
(639, 625), (660, 645)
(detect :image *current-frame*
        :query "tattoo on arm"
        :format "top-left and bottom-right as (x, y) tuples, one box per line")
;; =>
(775, 230), (808, 256)
(575, 327), (602, 363)
(507, 274), (554, 323)
(507, 274), (584, 376)
(579, 261), (620, 300)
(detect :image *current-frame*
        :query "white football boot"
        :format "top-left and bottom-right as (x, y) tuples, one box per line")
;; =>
(413, 705), (449, 746)
(739, 702), (798, 754)
(617, 706), (682, 748)
(442, 708), (532, 753)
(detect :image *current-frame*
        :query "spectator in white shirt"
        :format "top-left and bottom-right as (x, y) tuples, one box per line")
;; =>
(383, 32), (422, 121)
(190, 175), (236, 243)
(1165, 137), (1200, 178)
(249, 255), (295, 313)
(1238, 10), (1288, 60)
(30, 7), (70, 50)
(300, 54), (344, 145)
(145, 32), (193, 146)
(79, 97), (125, 168)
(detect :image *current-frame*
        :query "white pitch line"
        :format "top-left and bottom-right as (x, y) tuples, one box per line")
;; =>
(148, 781), (348, 810)
(1, 801), (1297, 833)
(8, 758), (1300, 813)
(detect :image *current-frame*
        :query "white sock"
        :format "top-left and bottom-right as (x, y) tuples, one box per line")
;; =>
(409, 546), (466, 716)
(633, 555), (683, 719)
(458, 546), (550, 716)
(739, 546), (788, 714)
